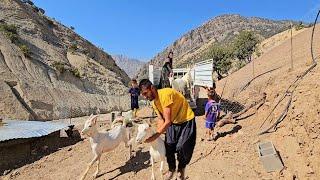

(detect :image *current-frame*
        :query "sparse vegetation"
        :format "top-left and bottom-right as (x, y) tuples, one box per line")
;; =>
(52, 61), (82, 78)
(70, 67), (81, 78)
(18, 44), (31, 57)
(68, 43), (78, 53)
(0, 24), (19, 43)
(52, 61), (66, 73)
(294, 22), (305, 31)
(70, 26), (75, 30)
(0, 23), (32, 58)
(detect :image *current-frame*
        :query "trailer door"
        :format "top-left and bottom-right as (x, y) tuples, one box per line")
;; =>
(193, 59), (214, 88)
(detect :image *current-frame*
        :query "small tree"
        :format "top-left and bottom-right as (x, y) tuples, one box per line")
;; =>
(203, 44), (233, 78)
(233, 31), (260, 62)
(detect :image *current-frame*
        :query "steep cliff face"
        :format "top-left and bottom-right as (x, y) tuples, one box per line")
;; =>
(136, 14), (294, 79)
(0, 0), (131, 120)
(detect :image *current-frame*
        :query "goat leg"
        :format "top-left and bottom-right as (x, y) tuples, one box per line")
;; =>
(125, 132), (133, 159)
(94, 155), (101, 178)
(80, 155), (99, 180)
(150, 157), (155, 180)
(129, 144), (132, 159)
(160, 159), (165, 180)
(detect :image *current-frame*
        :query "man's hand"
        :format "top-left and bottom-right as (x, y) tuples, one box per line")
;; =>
(145, 132), (160, 143)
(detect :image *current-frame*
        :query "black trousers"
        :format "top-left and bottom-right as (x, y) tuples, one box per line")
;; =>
(165, 118), (196, 171)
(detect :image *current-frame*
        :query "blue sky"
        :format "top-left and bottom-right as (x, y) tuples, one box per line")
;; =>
(33, 0), (320, 61)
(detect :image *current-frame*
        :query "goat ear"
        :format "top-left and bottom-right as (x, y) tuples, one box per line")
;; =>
(91, 115), (98, 124)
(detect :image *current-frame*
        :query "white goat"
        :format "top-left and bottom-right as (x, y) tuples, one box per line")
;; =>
(81, 114), (132, 180)
(169, 70), (192, 95)
(111, 110), (133, 128)
(135, 121), (166, 180)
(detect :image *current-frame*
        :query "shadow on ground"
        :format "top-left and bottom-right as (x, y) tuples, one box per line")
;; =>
(216, 125), (242, 140)
(98, 149), (150, 180)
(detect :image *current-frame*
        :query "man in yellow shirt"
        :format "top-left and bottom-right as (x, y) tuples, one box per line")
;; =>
(139, 79), (196, 180)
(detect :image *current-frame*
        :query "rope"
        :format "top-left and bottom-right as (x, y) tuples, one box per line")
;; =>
(259, 10), (319, 135)
(240, 66), (282, 92)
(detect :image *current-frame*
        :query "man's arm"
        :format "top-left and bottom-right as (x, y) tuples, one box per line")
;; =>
(156, 106), (172, 134)
(145, 106), (172, 143)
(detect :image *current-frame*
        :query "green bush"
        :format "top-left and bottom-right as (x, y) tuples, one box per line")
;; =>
(70, 67), (81, 78)
(18, 44), (31, 57)
(0, 24), (19, 43)
(5, 31), (19, 43)
(0, 24), (17, 34)
(69, 43), (78, 52)
(52, 61), (66, 73)
(235, 60), (246, 70)
(294, 22), (304, 31)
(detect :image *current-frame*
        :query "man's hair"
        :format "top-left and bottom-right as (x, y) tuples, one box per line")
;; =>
(139, 79), (153, 89)
(131, 79), (137, 83)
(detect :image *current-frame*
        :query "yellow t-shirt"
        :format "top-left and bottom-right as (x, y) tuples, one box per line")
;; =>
(152, 88), (195, 124)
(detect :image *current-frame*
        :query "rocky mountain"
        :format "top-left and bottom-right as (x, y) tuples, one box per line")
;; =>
(0, 0), (131, 120)
(136, 14), (296, 79)
(112, 54), (145, 78)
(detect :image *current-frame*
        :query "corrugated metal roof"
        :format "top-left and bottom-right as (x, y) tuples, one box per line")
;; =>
(0, 120), (69, 142)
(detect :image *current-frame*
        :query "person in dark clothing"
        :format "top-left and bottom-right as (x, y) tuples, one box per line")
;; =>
(167, 51), (173, 69)
(128, 79), (140, 117)
(139, 79), (196, 180)
(158, 61), (173, 89)
(158, 51), (174, 89)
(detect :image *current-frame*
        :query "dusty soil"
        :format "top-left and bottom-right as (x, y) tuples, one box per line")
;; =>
(1, 26), (320, 180)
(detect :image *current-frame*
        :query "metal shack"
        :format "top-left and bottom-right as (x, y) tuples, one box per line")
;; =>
(0, 119), (68, 172)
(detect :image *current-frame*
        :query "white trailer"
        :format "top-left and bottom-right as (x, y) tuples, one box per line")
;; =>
(148, 58), (215, 109)
(193, 59), (215, 88)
